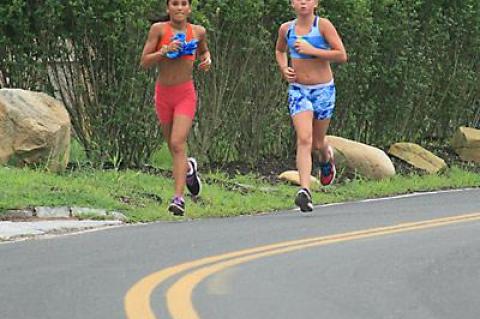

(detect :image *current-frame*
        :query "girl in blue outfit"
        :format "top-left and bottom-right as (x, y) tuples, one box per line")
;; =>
(275, 0), (347, 212)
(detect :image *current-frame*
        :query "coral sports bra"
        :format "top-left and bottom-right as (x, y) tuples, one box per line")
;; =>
(286, 16), (331, 59)
(157, 23), (196, 61)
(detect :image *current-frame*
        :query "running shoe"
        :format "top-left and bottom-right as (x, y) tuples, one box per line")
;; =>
(186, 157), (202, 197)
(168, 196), (185, 216)
(319, 146), (336, 186)
(295, 188), (313, 212)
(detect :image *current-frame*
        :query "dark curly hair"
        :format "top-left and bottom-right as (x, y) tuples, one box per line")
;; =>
(149, 0), (193, 24)
(167, 0), (192, 3)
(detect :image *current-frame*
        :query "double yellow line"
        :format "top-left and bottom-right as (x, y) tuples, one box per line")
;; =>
(125, 212), (480, 319)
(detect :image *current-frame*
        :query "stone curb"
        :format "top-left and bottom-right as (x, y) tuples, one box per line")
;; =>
(1, 207), (127, 221)
(0, 207), (128, 242)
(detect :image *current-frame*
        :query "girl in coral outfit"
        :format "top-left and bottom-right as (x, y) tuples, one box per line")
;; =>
(141, 0), (211, 216)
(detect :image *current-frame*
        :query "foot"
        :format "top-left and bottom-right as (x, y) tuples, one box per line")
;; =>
(168, 196), (185, 216)
(186, 157), (202, 197)
(319, 146), (336, 186)
(295, 188), (313, 212)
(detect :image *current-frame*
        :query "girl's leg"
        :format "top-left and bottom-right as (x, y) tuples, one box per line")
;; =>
(163, 115), (193, 197)
(313, 118), (336, 186)
(312, 119), (331, 161)
(161, 123), (191, 177)
(292, 111), (314, 190)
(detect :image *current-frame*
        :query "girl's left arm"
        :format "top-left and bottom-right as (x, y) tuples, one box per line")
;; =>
(196, 26), (211, 71)
(295, 18), (347, 63)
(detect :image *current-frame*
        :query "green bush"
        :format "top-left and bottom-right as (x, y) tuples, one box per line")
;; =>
(1, 0), (479, 168)
(1, 0), (162, 168)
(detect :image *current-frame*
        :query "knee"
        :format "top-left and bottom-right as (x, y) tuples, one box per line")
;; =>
(297, 133), (313, 148)
(169, 139), (186, 155)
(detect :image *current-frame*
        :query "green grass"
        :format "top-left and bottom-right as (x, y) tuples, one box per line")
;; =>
(149, 143), (173, 170)
(70, 138), (88, 163)
(0, 165), (479, 222)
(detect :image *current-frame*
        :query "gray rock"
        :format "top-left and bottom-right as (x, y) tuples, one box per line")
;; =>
(34, 206), (71, 218)
(71, 207), (108, 218)
(108, 211), (128, 222)
(0, 209), (34, 220)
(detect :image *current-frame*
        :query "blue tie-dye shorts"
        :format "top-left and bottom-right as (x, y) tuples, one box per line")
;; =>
(288, 80), (336, 120)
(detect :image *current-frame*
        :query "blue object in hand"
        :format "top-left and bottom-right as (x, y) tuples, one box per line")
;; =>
(166, 32), (199, 59)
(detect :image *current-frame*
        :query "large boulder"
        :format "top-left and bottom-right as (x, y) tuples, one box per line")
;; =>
(328, 135), (395, 180)
(0, 89), (71, 172)
(388, 143), (447, 174)
(452, 126), (480, 162)
(278, 170), (320, 187)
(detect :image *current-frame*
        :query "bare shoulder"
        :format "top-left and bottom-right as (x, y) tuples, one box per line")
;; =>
(151, 22), (166, 31)
(319, 18), (336, 31)
(191, 24), (207, 37)
(149, 22), (166, 36)
(279, 21), (293, 32)
(278, 20), (294, 38)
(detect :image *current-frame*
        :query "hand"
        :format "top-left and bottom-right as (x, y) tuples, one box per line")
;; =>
(167, 40), (182, 53)
(294, 39), (314, 56)
(282, 66), (296, 83)
(159, 40), (182, 57)
(198, 56), (212, 72)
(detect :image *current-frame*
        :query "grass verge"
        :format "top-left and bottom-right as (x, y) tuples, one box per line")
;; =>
(0, 166), (478, 222)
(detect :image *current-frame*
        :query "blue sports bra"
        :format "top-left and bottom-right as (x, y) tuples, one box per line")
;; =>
(286, 16), (330, 59)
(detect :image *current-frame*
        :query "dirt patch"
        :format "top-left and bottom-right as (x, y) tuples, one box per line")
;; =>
(140, 145), (478, 184)
(204, 157), (296, 183)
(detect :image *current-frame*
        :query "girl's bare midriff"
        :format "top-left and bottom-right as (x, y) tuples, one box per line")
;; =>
(156, 58), (194, 86)
(292, 58), (333, 85)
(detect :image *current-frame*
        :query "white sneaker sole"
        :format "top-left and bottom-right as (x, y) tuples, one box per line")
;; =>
(187, 157), (202, 197)
(168, 203), (185, 216)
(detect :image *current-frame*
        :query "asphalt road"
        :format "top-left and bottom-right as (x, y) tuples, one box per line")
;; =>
(1, 189), (479, 319)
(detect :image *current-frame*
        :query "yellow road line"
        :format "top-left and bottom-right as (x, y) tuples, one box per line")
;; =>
(124, 213), (480, 319)
(166, 213), (480, 319)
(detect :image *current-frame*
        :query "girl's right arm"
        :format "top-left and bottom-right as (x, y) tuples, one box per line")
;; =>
(140, 23), (165, 69)
(275, 23), (296, 83)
